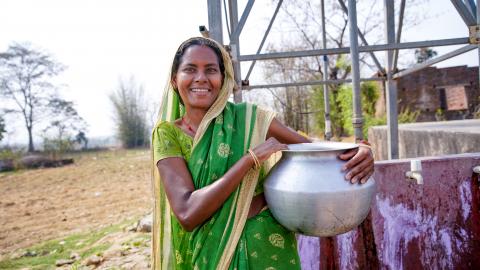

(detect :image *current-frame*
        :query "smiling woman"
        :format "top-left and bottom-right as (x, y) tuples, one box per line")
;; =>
(150, 37), (374, 270)
(172, 44), (224, 137)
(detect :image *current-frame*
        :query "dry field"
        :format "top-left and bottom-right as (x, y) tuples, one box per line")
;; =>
(0, 149), (152, 258)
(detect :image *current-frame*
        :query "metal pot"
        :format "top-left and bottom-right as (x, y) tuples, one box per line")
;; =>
(264, 142), (376, 237)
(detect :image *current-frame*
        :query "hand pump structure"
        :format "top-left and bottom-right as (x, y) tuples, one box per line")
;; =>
(205, 0), (479, 160)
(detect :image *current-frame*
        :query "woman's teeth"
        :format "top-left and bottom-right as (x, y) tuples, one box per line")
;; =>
(191, 88), (209, 92)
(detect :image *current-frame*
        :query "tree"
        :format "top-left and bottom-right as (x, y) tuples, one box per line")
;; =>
(250, 0), (430, 137)
(109, 76), (149, 148)
(75, 131), (89, 150)
(0, 43), (67, 152)
(414, 47), (438, 63)
(259, 44), (314, 133)
(0, 115), (5, 142)
(256, 0), (379, 136)
(42, 99), (88, 155)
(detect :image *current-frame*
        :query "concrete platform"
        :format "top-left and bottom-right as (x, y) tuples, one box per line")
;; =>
(368, 119), (480, 161)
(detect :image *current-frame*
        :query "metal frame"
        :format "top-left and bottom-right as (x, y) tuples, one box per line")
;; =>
(384, 0), (398, 159)
(206, 0), (479, 159)
(237, 38), (469, 61)
(227, 0), (242, 102)
(321, 0), (332, 140)
(347, 0), (363, 141)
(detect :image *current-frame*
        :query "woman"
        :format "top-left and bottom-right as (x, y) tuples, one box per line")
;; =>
(152, 37), (374, 270)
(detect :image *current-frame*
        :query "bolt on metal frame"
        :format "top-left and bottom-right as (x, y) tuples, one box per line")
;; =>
(205, 0), (479, 160)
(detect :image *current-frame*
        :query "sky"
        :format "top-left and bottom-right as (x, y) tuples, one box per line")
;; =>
(0, 0), (477, 146)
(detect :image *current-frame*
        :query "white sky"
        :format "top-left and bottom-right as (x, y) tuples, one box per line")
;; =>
(0, 0), (477, 145)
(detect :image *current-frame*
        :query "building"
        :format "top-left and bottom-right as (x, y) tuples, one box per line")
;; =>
(376, 66), (480, 121)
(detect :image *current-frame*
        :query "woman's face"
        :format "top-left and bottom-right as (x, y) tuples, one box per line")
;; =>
(173, 45), (224, 111)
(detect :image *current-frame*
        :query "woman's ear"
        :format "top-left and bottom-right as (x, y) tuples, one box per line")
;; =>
(171, 77), (177, 89)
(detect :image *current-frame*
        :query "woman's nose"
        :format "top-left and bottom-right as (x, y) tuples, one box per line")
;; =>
(194, 71), (207, 82)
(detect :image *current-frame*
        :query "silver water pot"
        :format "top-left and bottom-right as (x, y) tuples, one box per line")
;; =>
(264, 142), (376, 237)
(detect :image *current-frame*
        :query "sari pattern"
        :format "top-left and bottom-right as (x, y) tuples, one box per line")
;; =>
(153, 103), (300, 270)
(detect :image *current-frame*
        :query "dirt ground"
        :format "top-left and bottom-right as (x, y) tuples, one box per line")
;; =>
(0, 149), (152, 257)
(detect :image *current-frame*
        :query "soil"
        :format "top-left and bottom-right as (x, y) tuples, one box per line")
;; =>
(0, 149), (152, 258)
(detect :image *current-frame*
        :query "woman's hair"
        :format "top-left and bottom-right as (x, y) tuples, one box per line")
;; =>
(170, 37), (226, 82)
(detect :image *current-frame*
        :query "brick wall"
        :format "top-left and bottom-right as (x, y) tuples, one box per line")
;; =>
(377, 66), (480, 121)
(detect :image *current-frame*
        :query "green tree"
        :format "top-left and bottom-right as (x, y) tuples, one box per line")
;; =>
(312, 81), (420, 139)
(311, 81), (381, 138)
(109, 76), (148, 148)
(0, 43), (68, 152)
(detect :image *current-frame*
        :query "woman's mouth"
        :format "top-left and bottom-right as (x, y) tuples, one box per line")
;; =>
(191, 88), (210, 93)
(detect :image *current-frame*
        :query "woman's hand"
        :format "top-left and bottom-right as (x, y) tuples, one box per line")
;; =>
(251, 137), (288, 163)
(338, 145), (374, 184)
(265, 117), (374, 183)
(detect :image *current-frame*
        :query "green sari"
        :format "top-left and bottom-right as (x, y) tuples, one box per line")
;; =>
(151, 37), (300, 270)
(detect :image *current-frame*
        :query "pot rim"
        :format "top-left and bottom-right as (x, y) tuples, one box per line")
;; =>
(284, 142), (358, 152)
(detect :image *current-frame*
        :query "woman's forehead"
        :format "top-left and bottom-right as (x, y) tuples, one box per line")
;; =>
(180, 45), (220, 66)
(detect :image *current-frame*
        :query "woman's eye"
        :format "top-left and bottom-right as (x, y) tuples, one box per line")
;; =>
(207, 68), (219, 73)
(183, 67), (195, 73)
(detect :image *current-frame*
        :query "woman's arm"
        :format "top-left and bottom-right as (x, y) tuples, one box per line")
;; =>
(266, 117), (374, 184)
(158, 117), (374, 231)
(157, 137), (286, 231)
(266, 117), (311, 144)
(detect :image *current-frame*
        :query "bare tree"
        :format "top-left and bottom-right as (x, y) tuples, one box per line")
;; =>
(415, 47), (438, 63)
(0, 116), (5, 142)
(42, 98), (88, 154)
(109, 76), (149, 148)
(257, 0), (430, 137)
(0, 43), (67, 152)
(260, 44), (314, 132)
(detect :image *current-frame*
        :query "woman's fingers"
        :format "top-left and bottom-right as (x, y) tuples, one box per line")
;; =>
(341, 146), (371, 171)
(345, 157), (371, 183)
(252, 138), (287, 162)
(352, 162), (374, 184)
(341, 150), (363, 171)
(360, 169), (374, 184)
(338, 148), (358, 161)
(342, 145), (374, 184)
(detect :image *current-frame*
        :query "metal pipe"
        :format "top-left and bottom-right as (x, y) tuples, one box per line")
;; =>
(405, 159), (424, 185)
(231, 44), (243, 103)
(393, 0), (406, 71)
(321, 0), (332, 140)
(338, 0), (384, 74)
(238, 37), (470, 61)
(243, 78), (384, 90)
(347, 0), (363, 141)
(228, 0), (243, 102)
(228, 0), (238, 38)
(245, 0), (283, 81)
(230, 0), (255, 42)
(467, 0), (477, 20)
(450, 0), (476, 26)
(393, 44), (477, 79)
(384, 0), (399, 159)
(477, 0), (480, 94)
(207, 0), (224, 43)
(224, 0), (231, 37)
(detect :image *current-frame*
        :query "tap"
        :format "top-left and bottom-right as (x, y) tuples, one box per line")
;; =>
(406, 159), (423, 185)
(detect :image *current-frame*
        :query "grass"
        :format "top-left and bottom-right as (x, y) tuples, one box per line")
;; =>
(0, 218), (141, 270)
